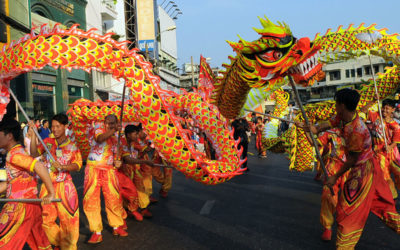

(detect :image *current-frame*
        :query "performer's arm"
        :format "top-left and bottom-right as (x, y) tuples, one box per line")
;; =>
(296, 121), (331, 134)
(28, 121), (40, 158)
(54, 147), (82, 172)
(122, 155), (154, 166)
(326, 151), (359, 187)
(34, 161), (55, 205)
(52, 161), (80, 171)
(95, 128), (117, 143)
(0, 182), (7, 193)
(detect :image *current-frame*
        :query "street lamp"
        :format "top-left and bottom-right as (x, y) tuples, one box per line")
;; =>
(167, 4), (177, 13)
(169, 8), (180, 16)
(163, 1), (174, 9)
(172, 11), (183, 20)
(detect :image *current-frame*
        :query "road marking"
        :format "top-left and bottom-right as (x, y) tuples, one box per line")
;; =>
(200, 200), (216, 215)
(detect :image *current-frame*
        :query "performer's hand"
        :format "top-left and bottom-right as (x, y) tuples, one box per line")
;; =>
(51, 161), (62, 171)
(114, 123), (122, 132)
(42, 192), (55, 205)
(145, 160), (154, 167)
(325, 175), (337, 187)
(114, 159), (122, 169)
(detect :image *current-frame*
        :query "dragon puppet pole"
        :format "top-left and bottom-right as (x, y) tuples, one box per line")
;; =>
(0, 198), (62, 203)
(288, 76), (334, 195)
(7, 84), (56, 164)
(244, 109), (295, 124)
(116, 83), (127, 158)
(367, 33), (388, 151)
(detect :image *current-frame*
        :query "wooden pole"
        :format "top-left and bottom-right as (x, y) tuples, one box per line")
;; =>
(288, 76), (334, 195)
(116, 84), (127, 159)
(191, 56), (195, 87)
(0, 198), (62, 203)
(366, 33), (388, 151)
(8, 86), (56, 163)
(244, 109), (295, 124)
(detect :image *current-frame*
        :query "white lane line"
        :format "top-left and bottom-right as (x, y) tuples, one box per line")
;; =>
(199, 200), (216, 215)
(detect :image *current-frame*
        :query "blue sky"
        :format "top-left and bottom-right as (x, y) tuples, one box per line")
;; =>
(165, 0), (400, 69)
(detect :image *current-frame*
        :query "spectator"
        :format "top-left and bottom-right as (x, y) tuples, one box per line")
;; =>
(232, 117), (250, 171)
(39, 120), (51, 140)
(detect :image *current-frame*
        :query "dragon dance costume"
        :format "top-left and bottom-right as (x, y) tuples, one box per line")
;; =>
(0, 145), (51, 250)
(37, 137), (82, 250)
(317, 130), (347, 232)
(329, 114), (400, 249)
(119, 138), (140, 215)
(152, 152), (173, 195)
(83, 125), (125, 233)
(368, 111), (400, 199)
(130, 140), (153, 209)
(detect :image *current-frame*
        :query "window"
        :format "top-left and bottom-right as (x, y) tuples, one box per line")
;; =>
(345, 69), (350, 78)
(357, 68), (362, 77)
(373, 65), (380, 73)
(364, 66), (371, 75)
(68, 85), (83, 104)
(329, 70), (341, 81)
(351, 69), (355, 77)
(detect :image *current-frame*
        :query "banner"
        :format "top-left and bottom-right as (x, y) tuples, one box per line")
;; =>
(198, 55), (216, 102)
(136, 0), (155, 52)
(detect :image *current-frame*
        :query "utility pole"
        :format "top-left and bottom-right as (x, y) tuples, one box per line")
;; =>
(191, 56), (195, 87)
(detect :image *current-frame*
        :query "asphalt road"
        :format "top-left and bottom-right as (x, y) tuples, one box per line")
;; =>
(66, 139), (400, 250)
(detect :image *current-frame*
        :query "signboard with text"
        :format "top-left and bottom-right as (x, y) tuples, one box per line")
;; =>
(138, 40), (155, 52)
(136, 0), (156, 52)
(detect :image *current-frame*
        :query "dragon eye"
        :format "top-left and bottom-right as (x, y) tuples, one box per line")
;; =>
(259, 49), (283, 62)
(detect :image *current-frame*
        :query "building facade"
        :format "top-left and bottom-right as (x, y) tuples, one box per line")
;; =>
(86, 0), (118, 101)
(1, 0), (93, 121)
(283, 55), (392, 104)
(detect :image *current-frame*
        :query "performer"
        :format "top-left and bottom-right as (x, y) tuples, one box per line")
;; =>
(232, 118), (250, 171)
(363, 99), (400, 199)
(152, 150), (173, 198)
(83, 115), (127, 244)
(255, 116), (267, 158)
(123, 124), (154, 217)
(299, 89), (400, 249)
(118, 125), (155, 221)
(29, 114), (82, 250)
(0, 118), (54, 250)
(306, 128), (347, 241)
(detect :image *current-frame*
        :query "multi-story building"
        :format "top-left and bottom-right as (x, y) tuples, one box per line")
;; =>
(179, 61), (220, 90)
(156, 2), (180, 93)
(86, 0), (118, 101)
(284, 55), (392, 104)
(1, 0), (92, 121)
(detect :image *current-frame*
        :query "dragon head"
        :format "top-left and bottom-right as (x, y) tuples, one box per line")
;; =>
(227, 16), (324, 89)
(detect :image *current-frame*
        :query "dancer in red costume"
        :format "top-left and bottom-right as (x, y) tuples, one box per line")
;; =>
(29, 114), (82, 250)
(306, 128), (347, 241)
(121, 124), (155, 218)
(0, 118), (54, 250)
(118, 125), (154, 221)
(363, 99), (400, 199)
(299, 89), (400, 249)
(83, 115), (127, 244)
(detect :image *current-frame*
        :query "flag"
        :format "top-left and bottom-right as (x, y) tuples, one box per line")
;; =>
(198, 55), (216, 102)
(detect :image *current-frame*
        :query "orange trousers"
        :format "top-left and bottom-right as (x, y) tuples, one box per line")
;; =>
(377, 152), (398, 199)
(336, 159), (400, 249)
(83, 164), (125, 232)
(0, 202), (51, 250)
(40, 179), (79, 250)
(152, 166), (173, 192)
(320, 176), (343, 230)
(116, 170), (139, 213)
(133, 164), (153, 209)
